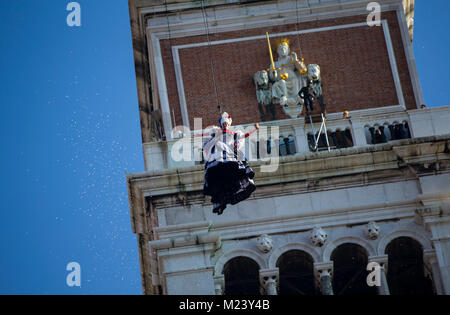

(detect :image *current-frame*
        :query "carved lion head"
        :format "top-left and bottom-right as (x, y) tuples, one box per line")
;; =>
(254, 70), (269, 87)
(307, 64), (321, 81)
(256, 234), (273, 253)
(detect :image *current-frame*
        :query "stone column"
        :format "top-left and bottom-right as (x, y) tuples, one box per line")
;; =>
(347, 118), (369, 146)
(259, 268), (279, 295)
(293, 120), (310, 153)
(368, 255), (390, 295)
(214, 275), (225, 295)
(314, 262), (334, 295)
(424, 250), (444, 295)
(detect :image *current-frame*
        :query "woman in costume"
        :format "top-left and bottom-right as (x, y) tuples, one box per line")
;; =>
(200, 112), (259, 215)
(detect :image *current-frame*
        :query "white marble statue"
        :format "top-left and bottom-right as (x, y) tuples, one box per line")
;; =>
(254, 37), (321, 119)
(269, 39), (306, 111)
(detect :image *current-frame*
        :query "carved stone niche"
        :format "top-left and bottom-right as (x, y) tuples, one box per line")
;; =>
(366, 221), (380, 240)
(256, 234), (273, 253)
(310, 227), (328, 247)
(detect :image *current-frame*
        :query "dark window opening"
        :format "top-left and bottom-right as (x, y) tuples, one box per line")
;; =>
(277, 250), (317, 295)
(386, 237), (435, 295)
(331, 244), (377, 296)
(367, 122), (411, 144)
(224, 257), (260, 295)
(308, 129), (354, 151)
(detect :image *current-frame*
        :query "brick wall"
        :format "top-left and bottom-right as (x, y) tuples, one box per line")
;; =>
(159, 11), (416, 129)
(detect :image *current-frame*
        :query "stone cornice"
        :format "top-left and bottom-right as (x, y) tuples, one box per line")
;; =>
(128, 135), (450, 200)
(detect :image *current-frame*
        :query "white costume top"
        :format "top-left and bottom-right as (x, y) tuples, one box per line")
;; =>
(203, 127), (247, 164)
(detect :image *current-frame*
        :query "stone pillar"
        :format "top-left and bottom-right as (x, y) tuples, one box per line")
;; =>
(293, 120), (310, 153)
(259, 268), (279, 295)
(424, 250), (444, 295)
(368, 255), (390, 295)
(149, 232), (221, 295)
(347, 118), (368, 146)
(314, 262), (334, 295)
(214, 275), (225, 296)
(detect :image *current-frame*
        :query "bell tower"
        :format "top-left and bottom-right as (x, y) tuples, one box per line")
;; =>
(127, 0), (450, 295)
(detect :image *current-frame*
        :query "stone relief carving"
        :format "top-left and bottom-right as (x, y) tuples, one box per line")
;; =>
(366, 221), (381, 240)
(310, 226), (328, 247)
(256, 234), (274, 253)
(254, 37), (325, 119)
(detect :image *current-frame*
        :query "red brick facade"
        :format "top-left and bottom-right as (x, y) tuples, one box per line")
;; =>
(159, 11), (416, 129)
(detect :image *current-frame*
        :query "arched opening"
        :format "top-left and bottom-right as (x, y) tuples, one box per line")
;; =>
(276, 250), (316, 295)
(279, 136), (296, 156)
(287, 135), (296, 155)
(331, 243), (377, 295)
(223, 257), (260, 295)
(385, 237), (435, 295)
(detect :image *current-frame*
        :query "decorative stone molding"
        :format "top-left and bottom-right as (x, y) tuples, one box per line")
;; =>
(268, 243), (321, 269)
(323, 236), (377, 262)
(214, 248), (267, 276)
(377, 229), (432, 255)
(149, 232), (221, 250)
(310, 226), (328, 247)
(259, 268), (279, 296)
(256, 234), (274, 254)
(366, 221), (381, 240)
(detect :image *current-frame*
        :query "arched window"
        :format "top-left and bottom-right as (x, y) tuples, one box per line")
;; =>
(309, 130), (354, 151)
(385, 237), (435, 295)
(256, 138), (273, 160)
(223, 257), (260, 295)
(367, 121), (411, 144)
(288, 135), (296, 155)
(276, 250), (316, 295)
(331, 243), (377, 295)
(279, 136), (296, 156)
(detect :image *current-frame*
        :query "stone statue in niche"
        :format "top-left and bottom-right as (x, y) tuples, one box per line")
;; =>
(254, 36), (325, 119)
(256, 234), (274, 253)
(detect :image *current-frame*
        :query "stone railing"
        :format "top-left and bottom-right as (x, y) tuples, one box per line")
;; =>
(142, 105), (450, 172)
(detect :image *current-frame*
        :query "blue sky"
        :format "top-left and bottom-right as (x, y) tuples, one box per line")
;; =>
(0, 1), (448, 295)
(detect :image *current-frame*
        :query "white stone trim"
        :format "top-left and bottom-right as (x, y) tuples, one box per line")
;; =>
(382, 20), (406, 109)
(214, 248), (267, 275)
(377, 229), (433, 255)
(395, 2), (425, 108)
(150, 33), (174, 139)
(322, 236), (377, 262)
(172, 46), (190, 128)
(268, 243), (321, 268)
(145, 1), (401, 36)
(211, 200), (417, 241)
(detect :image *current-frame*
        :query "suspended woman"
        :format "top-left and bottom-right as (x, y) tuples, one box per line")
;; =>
(197, 112), (259, 215)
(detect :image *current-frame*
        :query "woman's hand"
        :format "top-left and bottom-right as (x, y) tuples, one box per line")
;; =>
(255, 123), (260, 130)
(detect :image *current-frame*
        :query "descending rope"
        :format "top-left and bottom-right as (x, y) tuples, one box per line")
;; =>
(200, 0), (222, 114)
(295, 0), (305, 62)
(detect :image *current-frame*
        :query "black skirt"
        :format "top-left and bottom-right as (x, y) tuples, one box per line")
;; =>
(203, 160), (255, 208)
